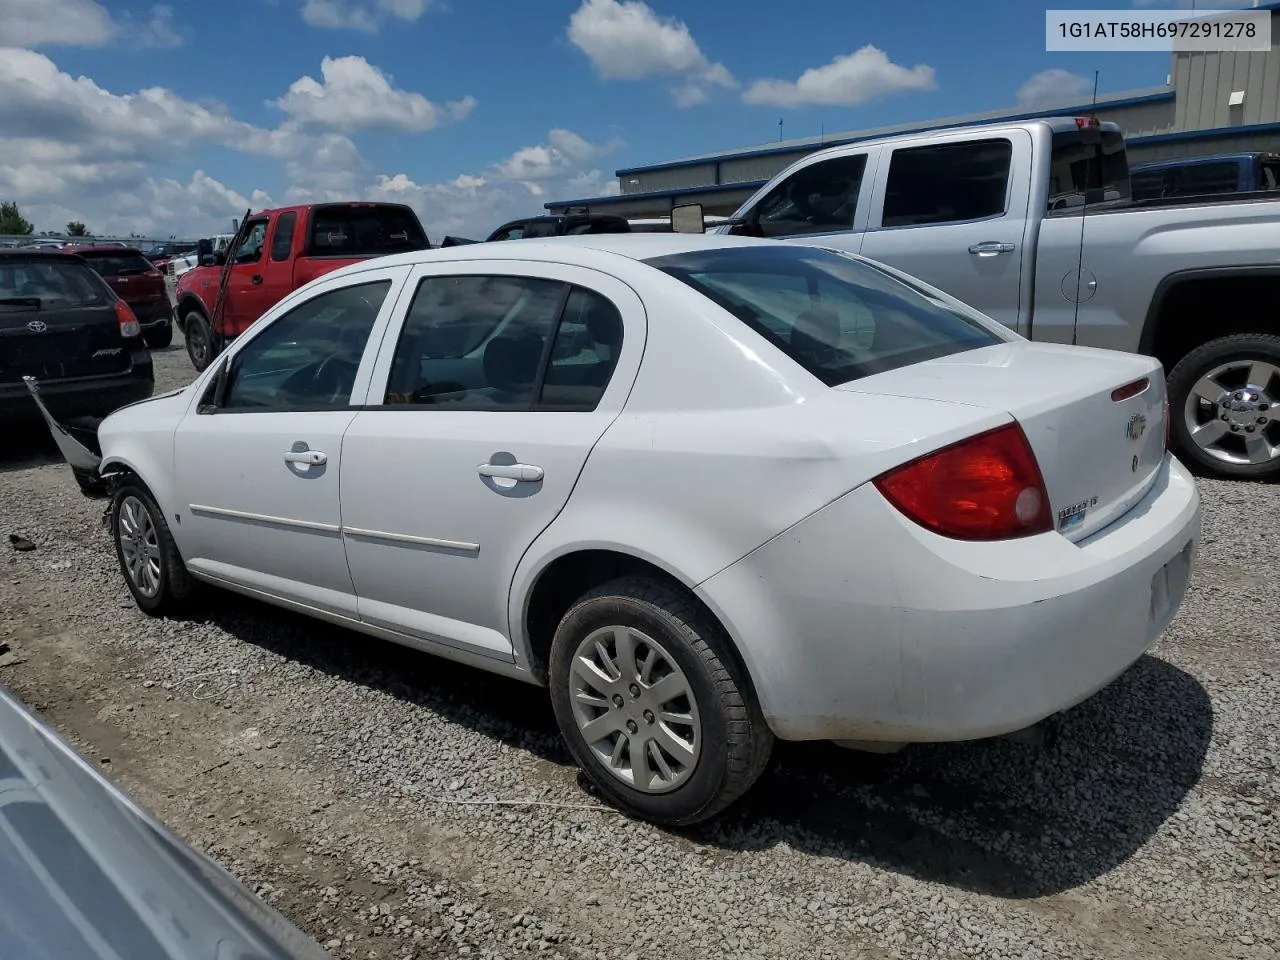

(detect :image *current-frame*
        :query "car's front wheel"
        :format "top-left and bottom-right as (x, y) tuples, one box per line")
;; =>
(111, 482), (195, 616)
(549, 576), (773, 825)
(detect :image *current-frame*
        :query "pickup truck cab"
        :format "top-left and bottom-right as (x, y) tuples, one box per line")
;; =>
(175, 202), (429, 370)
(1131, 152), (1280, 201)
(677, 117), (1280, 480)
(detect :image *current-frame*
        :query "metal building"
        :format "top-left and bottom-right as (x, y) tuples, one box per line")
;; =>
(546, 2), (1280, 218)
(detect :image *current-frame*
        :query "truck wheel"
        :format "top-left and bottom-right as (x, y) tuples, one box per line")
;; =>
(184, 310), (213, 371)
(548, 576), (773, 825)
(1167, 333), (1280, 480)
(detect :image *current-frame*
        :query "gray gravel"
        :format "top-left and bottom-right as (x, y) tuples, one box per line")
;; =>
(1, 335), (1277, 960)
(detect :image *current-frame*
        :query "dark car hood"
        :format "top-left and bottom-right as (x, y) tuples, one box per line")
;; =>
(0, 686), (331, 960)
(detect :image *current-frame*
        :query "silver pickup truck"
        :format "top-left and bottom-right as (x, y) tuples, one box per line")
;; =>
(674, 116), (1280, 481)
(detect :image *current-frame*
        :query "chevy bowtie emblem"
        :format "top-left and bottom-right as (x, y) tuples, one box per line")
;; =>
(1125, 412), (1147, 442)
(26, 320), (48, 333)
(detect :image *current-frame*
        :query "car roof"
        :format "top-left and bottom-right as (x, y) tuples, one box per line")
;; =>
(64, 244), (143, 255)
(0, 249), (89, 263)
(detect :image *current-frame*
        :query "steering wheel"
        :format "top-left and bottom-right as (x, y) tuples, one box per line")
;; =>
(311, 356), (358, 405)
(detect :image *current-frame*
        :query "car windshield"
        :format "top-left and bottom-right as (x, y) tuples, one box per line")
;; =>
(0, 259), (110, 308)
(77, 253), (156, 277)
(306, 204), (428, 257)
(646, 244), (1002, 386)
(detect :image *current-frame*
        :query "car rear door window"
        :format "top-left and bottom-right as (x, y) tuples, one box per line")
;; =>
(220, 280), (391, 410)
(382, 277), (626, 411)
(383, 276), (566, 409)
(882, 139), (1012, 227)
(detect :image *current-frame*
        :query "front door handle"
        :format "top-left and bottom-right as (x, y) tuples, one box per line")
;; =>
(251, 274), (264, 285)
(478, 462), (543, 482)
(284, 449), (327, 465)
(968, 241), (1015, 257)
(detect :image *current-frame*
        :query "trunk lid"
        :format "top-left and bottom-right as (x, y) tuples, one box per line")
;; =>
(838, 341), (1167, 541)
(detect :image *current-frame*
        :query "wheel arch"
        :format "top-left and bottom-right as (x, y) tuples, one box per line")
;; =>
(100, 451), (181, 534)
(512, 542), (763, 710)
(1140, 266), (1280, 372)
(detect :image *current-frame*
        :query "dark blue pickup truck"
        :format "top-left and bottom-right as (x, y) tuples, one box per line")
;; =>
(1130, 152), (1280, 201)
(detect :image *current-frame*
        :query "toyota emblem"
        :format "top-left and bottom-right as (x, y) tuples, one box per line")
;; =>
(26, 320), (48, 333)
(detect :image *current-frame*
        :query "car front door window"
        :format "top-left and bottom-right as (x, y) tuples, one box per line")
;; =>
(221, 280), (391, 410)
(232, 221), (268, 264)
(747, 154), (867, 238)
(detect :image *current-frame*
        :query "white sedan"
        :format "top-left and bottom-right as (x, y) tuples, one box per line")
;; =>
(33, 234), (1200, 825)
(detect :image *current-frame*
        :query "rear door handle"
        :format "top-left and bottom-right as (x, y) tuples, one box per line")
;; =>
(478, 462), (543, 482)
(251, 274), (263, 285)
(968, 241), (1015, 257)
(284, 449), (327, 465)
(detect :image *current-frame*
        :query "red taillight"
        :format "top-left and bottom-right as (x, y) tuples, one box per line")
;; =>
(873, 423), (1053, 541)
(115, 298), (141, 339)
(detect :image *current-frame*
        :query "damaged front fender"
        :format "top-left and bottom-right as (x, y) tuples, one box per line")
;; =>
(22, 376), (110, 498)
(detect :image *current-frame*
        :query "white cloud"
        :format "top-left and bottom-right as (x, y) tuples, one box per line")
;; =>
(1015, 68), (1093, 108)
(271, 55), (475, 133)
(743, 45), (935, 108)
(368, 130), (626, 241)
(0, 0), (183, 49)
(0, 0), (115, 47)
(0, 49), (363, 235)
(301, 0), (428, 32)
(567, 0), (736, 106)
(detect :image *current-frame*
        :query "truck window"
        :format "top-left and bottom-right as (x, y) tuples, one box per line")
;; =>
(232, 220), (269, 264)
(880, 139), (1011, 228)
(306, 204), (428, 257)
(750, 154), (866, 238)
(271, 211), (297, 261)
(1047, 128), (1130, 211)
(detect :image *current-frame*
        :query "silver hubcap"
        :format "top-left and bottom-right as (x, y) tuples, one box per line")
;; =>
(568, 626), (701, 794)
(117, 496), (162, 598)
(1183, 359), (1280, 466)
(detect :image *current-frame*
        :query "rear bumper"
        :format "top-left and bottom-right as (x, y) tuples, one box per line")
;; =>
(696, 453), (1201, 743)
(0, 365), (154, 422)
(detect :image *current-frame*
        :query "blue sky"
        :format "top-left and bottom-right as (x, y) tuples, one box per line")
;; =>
(0, 0), (1244, 239)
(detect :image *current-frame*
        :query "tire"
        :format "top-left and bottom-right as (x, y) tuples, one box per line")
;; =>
(549, 575), (773, 825)
(145, 321), (173, 349)
(1167, 333), (1280, 481)
(110, 481), (196, 616)
(184, 310), (213, 371)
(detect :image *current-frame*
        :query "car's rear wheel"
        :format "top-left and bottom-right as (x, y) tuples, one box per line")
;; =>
(184, 310), (212, 371)
(111, 482), (195, 616)
(1168, 333), (1280, 480)
(145, 321), (173, 349)
(549, 576), (773, 825)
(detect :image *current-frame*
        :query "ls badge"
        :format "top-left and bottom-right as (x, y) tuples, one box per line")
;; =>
(1125, 413), (1147, 442)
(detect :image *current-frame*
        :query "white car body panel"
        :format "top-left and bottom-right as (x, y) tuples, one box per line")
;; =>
(86, 234), (1201, 745)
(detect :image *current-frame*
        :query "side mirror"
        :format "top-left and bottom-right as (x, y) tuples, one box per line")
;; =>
(199, 254), (215, 266)
(671, 203), (707, 234)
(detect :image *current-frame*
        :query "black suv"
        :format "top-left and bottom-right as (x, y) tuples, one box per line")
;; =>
(485, 214), (632, 242)
(0, 250), (154, 422)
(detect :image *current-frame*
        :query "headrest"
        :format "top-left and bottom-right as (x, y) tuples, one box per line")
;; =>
(792, 307), (842, 350)
(483, 331), (544, 393)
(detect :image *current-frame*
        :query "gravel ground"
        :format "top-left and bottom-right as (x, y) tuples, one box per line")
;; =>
(1, 336), (1277, 960)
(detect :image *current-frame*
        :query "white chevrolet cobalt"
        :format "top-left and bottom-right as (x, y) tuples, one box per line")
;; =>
(30, 234), (1200, 825)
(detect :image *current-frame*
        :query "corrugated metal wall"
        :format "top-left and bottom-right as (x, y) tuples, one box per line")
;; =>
(1129, 131), (1280, 164)
(620, 163), (718, 194)
(1172, 11), (1280, 130)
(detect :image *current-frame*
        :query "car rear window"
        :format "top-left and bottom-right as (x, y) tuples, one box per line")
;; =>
(306, 204), (428, 257)
(0, 258), (111, 308)
(76, 253), (156, 277)
(646, 245), (1002, 387)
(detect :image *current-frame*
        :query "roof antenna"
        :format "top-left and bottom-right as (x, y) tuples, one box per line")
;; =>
(778, 117), (783, 142)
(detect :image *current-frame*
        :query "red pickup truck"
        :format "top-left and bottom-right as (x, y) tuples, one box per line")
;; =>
(175, 201), (430, 370)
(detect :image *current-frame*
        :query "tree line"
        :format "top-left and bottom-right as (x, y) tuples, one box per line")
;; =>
(2, 200), (88, 238)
